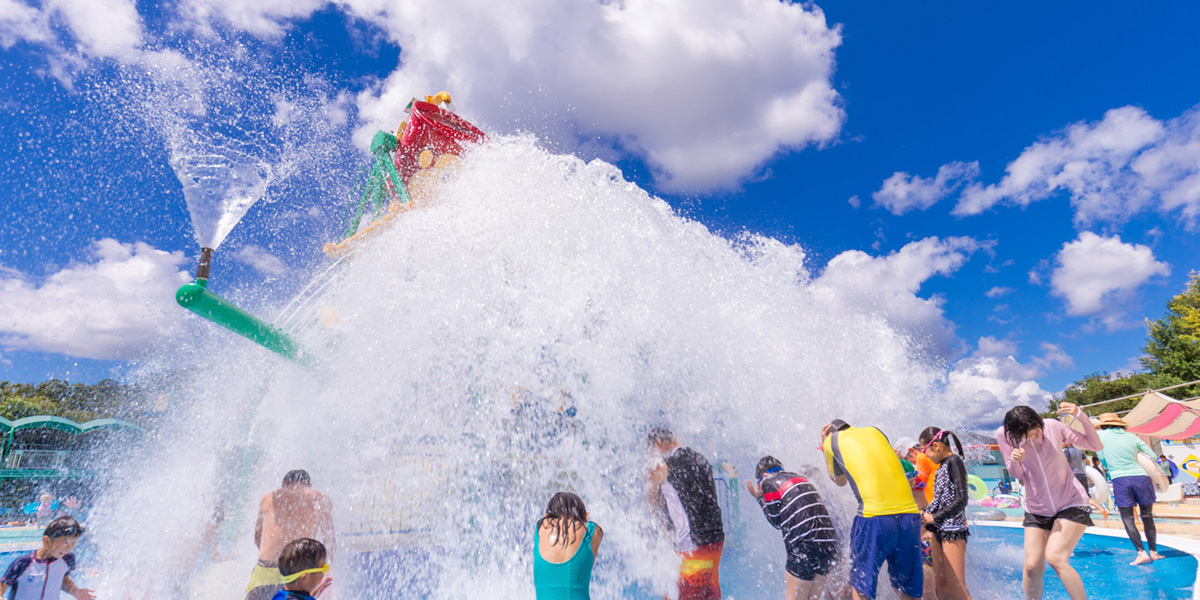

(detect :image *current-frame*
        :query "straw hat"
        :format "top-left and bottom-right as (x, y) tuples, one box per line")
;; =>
(1096, 413), (1129, 428)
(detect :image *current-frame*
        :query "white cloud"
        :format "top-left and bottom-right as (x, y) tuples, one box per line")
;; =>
(179, 0), (327, 38)
(954, 104), (1200, 227)
(232, 244), (287, 277)
(872, 161), (979, 215)
(0, 239), (192, 360)
(1046, 232), (1169, 319)
(0, 0), (52, 48)
(46, 0), (144, 60)
(944, 337), (1073, 427)
(976, 335), (1017, 357)
(348, 0), (845, 191)
(984, 286), (1013, 298)
(12, 1), (846, 192)
(813, 236), (984, 356)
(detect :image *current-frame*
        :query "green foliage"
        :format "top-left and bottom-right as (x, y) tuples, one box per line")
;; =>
(0, 379), (139, 423)
(1062, 273), (1200, 413)
(1142, 271), (1200, 391)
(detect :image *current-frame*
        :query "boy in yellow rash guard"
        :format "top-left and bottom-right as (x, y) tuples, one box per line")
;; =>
(822, 420), (922, 600)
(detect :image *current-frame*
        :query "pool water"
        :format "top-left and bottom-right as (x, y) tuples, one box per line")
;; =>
(968, 525), (1196, 600)
(3, 526), (1194, 598)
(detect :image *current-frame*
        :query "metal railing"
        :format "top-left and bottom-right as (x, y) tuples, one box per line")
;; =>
(3, 449), (71, 470)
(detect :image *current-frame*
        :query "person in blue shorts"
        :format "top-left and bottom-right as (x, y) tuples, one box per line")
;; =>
(821, 419), (923, 600)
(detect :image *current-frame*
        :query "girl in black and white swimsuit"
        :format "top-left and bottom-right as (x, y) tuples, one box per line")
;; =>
(918, 427), (975, 600)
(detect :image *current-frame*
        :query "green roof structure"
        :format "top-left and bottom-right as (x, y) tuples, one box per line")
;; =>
(0, 415), (144, 480)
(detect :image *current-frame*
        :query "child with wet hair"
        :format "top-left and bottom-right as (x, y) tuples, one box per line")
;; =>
(533, 492), (603, 600)
(918, 427), (973, 600)
(274, 537), (330, 599)
(0, 516), (95, 600)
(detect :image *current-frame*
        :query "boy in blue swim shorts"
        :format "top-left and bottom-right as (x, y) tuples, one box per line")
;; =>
(822, 420), (923, 600)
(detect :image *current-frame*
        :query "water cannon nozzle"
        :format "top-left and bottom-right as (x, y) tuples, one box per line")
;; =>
(196, 247), (214, 281)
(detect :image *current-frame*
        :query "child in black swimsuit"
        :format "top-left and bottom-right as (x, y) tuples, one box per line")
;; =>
(918, 427), (975, 600)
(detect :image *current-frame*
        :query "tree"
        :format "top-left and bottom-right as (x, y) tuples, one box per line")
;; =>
(0, 378), (139, 423)
(1142, 270), (1200, 396)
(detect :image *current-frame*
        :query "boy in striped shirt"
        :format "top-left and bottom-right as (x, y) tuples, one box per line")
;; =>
(746, 456), (839, 600)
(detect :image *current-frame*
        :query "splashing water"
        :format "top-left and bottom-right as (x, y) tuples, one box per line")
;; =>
(92, 135), (956, 598)
(169, 132), (269, 250)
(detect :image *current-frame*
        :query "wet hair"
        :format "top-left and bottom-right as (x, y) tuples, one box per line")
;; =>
(1002, 406), (1044, 447)
(647, 427), (675, 446)
(44, 516), (84, 539)
(282, 470), (311, 487)
(541, 492), (588, 548)
(278, 537), (326, 578)
(918, 426), (964, 456)
(756, 456), (784, 481)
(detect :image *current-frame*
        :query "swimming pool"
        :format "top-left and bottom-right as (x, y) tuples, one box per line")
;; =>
(968, 523), (1197, 600)
(5, 524), (1196, 598)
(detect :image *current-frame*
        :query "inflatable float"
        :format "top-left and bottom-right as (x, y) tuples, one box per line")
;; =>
(966, 474), (988, 501)
(1138, 452), (1171, 493)
(1084, 465), (1110, 504)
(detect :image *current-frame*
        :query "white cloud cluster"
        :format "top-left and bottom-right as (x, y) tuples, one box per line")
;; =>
(348, 0), (846, 191)
(944, 338), (1073, 427)
(813, 236), (984, 356)
(1045, 232), (1169, 323)
(232, 244), (287, 277)
(13, 0), (848, 193)
(0, 239), (192, 360)
(0, 0), (51, 49)
(1, 0), (143, 60)
(872, 161), (979, 215)
(953, 104), (1200, 226)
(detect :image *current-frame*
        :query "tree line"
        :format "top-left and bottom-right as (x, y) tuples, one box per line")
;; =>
(0, 378), (142, 424)
(1062, 271), (1200, 415)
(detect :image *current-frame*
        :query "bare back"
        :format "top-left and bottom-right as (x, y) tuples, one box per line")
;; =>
(256, 486), (335, 562)
(537, 518), (602, 563)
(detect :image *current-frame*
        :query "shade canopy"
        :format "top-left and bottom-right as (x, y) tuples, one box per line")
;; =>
(1115, 391), (1200, 440)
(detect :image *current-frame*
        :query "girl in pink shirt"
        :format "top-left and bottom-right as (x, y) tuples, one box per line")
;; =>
(996, 402), (1102, 600)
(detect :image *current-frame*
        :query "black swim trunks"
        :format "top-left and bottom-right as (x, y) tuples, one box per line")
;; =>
(785, 541), (837, 581)
(1023, 506), (1093, 530)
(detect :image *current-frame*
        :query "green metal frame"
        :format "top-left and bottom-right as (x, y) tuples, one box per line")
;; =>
(338, 131), (410, 242)
(0, 416), (144, 480)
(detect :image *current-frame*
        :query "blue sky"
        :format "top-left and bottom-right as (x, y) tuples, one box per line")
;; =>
(1, 1), (1198, 422)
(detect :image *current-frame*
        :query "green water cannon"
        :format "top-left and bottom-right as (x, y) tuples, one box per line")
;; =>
(176, 248), (303, 361)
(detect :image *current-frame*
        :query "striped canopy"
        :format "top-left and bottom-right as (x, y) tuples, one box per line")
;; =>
(1120, 391), (1200, 440)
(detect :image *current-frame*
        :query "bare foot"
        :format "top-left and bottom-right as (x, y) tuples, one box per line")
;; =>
(1131, 551), (1153, 565)
(1150, 551), (1165, 560)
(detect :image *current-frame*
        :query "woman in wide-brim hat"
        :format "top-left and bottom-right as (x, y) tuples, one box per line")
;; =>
(1094, 413), (1129, 428)
(1096, 411), (1162, 565)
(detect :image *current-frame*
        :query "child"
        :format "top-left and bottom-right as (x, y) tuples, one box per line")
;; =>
(0, 516), (95, 600)
(745, 456), (838, 600)
(918, 427), (974, 600)
(35, 494), (54, 527)
(533, 492), (604, 600)
(273, 538), (331, 599)
(998, 403), (1101, 600)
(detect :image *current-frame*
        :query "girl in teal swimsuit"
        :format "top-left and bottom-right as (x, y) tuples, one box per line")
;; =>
(534, 492), (604, 600)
